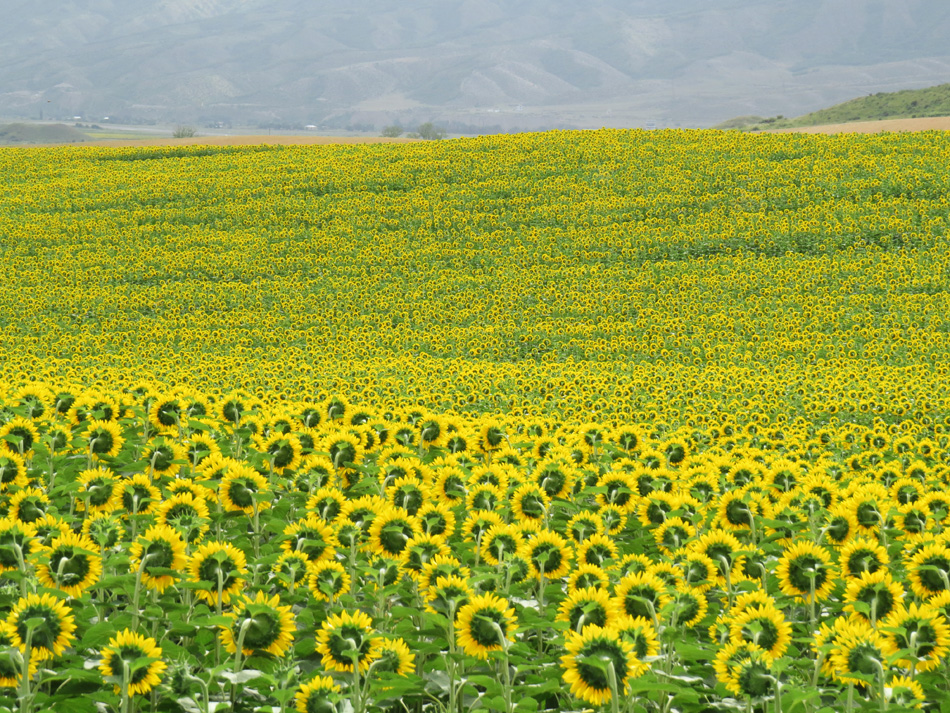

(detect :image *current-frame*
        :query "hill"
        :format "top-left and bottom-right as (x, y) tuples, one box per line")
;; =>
(715, 82), (950, 131)
(3, 1), (950, 129)
(0, 123), (89, 144)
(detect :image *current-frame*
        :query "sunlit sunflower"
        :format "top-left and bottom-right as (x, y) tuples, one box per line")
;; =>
(595, 471), (638, 511)
(0, 452), (28, 491)
(187, 541), (248, 605)
(479, 524), (524, 567)
(728, 604), (791, 661)
(461, 511), (505, 544)
(386, 475), (430, 516)
(308, 560), (351, 602)
(829, 617), (890, 686)
(402, 533), (452, 577)
(432, 466), (468, 505)
(533, 460), (575, 500)
(688, 529), (744, 582)
(316, 610), (379, 673)
(465, 482), (505, 514)
(613, 615), (660, 677)
(557, 586), (616, 632)
(677, 550), (718, 593)
(294, 675), (341, 713)
(220, 591), (295, 658)
(838, 537), (889, 580)
(324, 431), (363, 469)
(142, 439), (187, 478)
(567, 563), (610, 592)
(271, 551), (314, 592)
(219, 464), (270, 514)
(0, 621), (37, 687)
(8, 487), (51, 525)
(776, 541), (836, 603)
(669, 586), (708, 628)
(6, 592), (76, 660)
(907, 542), (950, 600)
(652, 517), (696, 557)
(566, 511), (603, 544)
(521, 529), (572, 580)
(884, 675), (926, 710)
(75, 468), (121, 514)
(185, 433), (221, 470)
(456, 592), (517, 659)
(843, 570), (905, 623)
(306, 487), (346, 524)
(117, 474), (161, 517)
(418, 554), (470, 597)
(370, 637), (416, 676)
(281, 516), (338, 565)
(416, 500), (456, 540)
(0, 517), (37, 573)
(0, 417), (40, 457)
(99, 629), (166, 695)
(613, 571), (671, 622)
(367, 506), (421, 559)
(561, 624), (636, 706)
(423, 574), (473, 618)
(576, 532), (619, 568)
(880, 602), (950, 672)
(154, 492), (210, 544)
(33, 531), (102, 598)
(129, 524), (188, 593)
(713, 641), (773, 698)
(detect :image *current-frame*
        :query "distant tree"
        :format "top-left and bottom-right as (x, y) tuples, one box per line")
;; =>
(416, 122), (447, 140)
(381, 125), (404, 138)
(172, 125), (197, 138)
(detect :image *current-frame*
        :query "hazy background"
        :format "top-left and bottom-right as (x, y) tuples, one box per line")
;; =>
(3, 0), (950, 131)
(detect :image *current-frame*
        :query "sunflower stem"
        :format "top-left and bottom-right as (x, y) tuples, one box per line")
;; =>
(120, 659), (131, 713)
(229, 617), (252, 710)
(131, 552), (150, 629)
(605, 658), (621, 713)
(18, 628), (33, 713)
(871, 658), (886, 713)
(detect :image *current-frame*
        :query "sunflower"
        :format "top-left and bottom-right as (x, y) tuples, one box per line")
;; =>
(521, 529), (572, 580)
(0, 517), (37, 573)
(281, 516), (338, 565)
(118, 474), (161, 517)
(432, 466), (468, 505)
(271, 551), (314, 592)
(308, 560), (350, 602)
(884, 675), (926, 710)
(480, 524), (524, 566)
(0, 452), (28, 491)
(566, 511), (602, 543)
(567, 563), (610, 592)
(99, 629), (166, 695)
(29, 514), (70, 548)
(0, 417), (40, 457)
(185, 433), (221, 469)
(187, 541), (248, 605)
(670, 586), (709, 628)
(33, 531), (102, 598)
(155, 492), (210, 544)
(907, 542), (950, 600)
(613, 615), (660, 677)
(306, 487), (346, 524)
(677, 551), (718, 593)
(129, 524), (188, 593)
(368, 507), (421, 559)
(423, 574), (473, 618)
(713, 641), (773, 698)
(533, 460), (574, 500)
(148, 396), (184, 433)
(142, 439), (187, 478)
(0, 621), (37, 687)
(75, 468), (121, 513)
(838, 537), (889, 580)
(823, 502), (859, 546)
(386, 475), (430, 516)
(556, 586), (615, 632)
(575, 532), (619, 568)
(510, 482), (551, 522)
(316, 610), (379, 673)
(8, 487), (51, 524)
(465, 482), (504, 514)
(613, 571), (671, 622)
(219, 464), (270, 514)
(652, 517), (696, 557)
(6, 592), (76, 660)
(418, 554), (470, 597)
(728, 604), (791, 661)
(324, 432), (363, 469)
(370, 637), (416, 677)
(595, 471), (638, 511)
(829, 617), (890, 686)
(294, 675), (341, 713)
(880, 602), (950, 672)
(561, 624), (636, 706)
(416, 500), (456, 540)
(220, 591), (295, 658)
(776, 541), (836, 602)
(456, 592), (517, 659)
(402, 533), (452, 577)
(843, 570), (905, 623)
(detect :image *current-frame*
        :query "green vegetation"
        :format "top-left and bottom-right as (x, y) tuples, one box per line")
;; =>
(0, 123), (88, 144)
(717, 82), (950, 131)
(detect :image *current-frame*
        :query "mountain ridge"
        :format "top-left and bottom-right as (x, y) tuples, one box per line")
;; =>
(3, 0), (950, 129)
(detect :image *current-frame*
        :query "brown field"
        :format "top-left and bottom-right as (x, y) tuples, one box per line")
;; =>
(768, 116), (950, 134)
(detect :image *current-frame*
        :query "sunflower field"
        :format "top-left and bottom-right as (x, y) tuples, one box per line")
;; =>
(0, 129), (949, 712)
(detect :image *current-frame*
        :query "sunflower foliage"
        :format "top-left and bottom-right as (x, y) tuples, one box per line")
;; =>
(1, 129), (950, 712)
